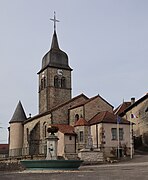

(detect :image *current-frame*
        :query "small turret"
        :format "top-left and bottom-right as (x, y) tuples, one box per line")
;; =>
(9, 101), (27, 124)
(9, 101), (27, 157)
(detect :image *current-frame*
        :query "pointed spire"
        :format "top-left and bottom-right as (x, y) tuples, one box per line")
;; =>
(50, 12), (60, 50)
(9, 101), (27, 123)
(50, 31), (60, 49)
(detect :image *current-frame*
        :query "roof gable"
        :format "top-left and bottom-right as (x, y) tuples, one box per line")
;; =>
(122, 93), (148, 115)
(114, 102), (131, 115)
(24, 93), (88, 124)
(89, 111), (130, 125)
(69, 94), (113, 110)
(74, 118), (89, 126)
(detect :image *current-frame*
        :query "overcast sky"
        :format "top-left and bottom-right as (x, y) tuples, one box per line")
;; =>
(0, 0), (148, 143)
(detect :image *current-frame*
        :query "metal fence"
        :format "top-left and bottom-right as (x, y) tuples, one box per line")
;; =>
(9, 143), (76, 157)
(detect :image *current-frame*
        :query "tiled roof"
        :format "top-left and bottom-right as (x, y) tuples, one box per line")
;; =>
(74, 118), (89, 127)
(114, 102), (131, 115)
(49, 124), (76, 135)
(69, 94), (113, 110)
(89, 111), (130, 125)
(24, 93), (88, 124)
(0, 144), (9, 154)
(123, 93), (148, 114)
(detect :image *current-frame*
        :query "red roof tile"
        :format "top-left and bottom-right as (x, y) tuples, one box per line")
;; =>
(89, 111), (130, 125)
(74, 118), (89, 127)
(0, 144), (9, 154)
(49, 124), (76, 135)
(114, 102), (131, 115)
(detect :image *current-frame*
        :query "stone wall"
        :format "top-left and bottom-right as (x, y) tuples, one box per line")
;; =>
(78, 149), (104, 162)
(0, 161), (24, 171)
(85, 96), (113, 122)
(52, 95), (88, 124)
(124, 97), (148, 145)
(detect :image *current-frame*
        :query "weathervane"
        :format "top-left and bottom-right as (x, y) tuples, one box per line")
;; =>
(50, 11), (60, 32)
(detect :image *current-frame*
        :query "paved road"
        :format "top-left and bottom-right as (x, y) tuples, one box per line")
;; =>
(0, 155), (148, 180)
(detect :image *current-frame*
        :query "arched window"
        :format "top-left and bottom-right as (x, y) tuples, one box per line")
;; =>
(44, 125), (47, 138)
(40, 77), (46, 90)
(75, 114), (79, 122)
(61, 77), (66, 88)
(41, 78), (44, 90)
(43, 122), (47, 138)
(54, 76), (59, 87)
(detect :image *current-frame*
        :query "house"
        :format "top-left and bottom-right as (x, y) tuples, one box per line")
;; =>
(89, 111), (130, 157)
(0, 144), (9, 158)
(119, 94), (148, 147)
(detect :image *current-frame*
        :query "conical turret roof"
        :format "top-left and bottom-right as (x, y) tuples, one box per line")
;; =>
(9, 101), (27, 123)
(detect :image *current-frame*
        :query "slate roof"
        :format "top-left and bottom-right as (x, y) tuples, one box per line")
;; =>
(38, 30), (72, 74)
(74, 117), (89, 127)
(9, 101), (27, 123)
(89, 111), (130, 125)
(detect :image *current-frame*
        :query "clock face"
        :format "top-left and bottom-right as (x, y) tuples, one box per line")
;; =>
(57, 69), (63, 75)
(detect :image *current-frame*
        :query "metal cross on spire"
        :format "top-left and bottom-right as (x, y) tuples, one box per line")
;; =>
(50, 11), (60, 32)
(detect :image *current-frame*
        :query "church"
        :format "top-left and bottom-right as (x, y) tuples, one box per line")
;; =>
(8, 14), (131, 160)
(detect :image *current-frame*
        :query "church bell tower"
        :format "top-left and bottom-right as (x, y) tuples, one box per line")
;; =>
(38, 12), (72, 114)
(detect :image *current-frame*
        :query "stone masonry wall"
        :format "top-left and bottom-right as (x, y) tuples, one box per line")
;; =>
(78, 150), (104, 162)
(85, 96), (113, 122)
(52, 96), (88, 124)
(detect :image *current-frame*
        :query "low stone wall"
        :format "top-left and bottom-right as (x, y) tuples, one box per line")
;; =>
(0, 161), (25, 171)
(0, 155), (46, 171)
(78, 149), (104, 163)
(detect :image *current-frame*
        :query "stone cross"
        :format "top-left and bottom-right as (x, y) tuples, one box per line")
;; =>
(50, 11), (60, 31)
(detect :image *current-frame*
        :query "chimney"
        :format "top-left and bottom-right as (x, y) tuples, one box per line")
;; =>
(131, 97), (135, 105)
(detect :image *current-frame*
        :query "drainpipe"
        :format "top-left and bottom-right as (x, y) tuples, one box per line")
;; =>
(96, 124), (98, 149)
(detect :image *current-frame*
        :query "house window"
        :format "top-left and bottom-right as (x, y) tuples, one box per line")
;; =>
(69, 136), (72, 140)
(119, 128), (124, 140)
(111, 128), (124, 140)
(111, 128), (117, 140)
(80, 131), (84, 142)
